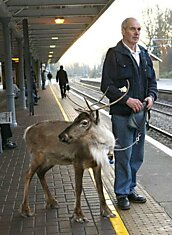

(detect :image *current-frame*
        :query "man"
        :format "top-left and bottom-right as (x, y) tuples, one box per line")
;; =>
(47, 71), (52, 83)
(56, 65), (69, 98)
(101, 18), (157, 210)
(41, 70), (46, 90)
(13, 79), (20, 99)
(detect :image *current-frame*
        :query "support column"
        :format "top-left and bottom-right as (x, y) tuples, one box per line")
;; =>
(23, 18), (34, 115)
(37, 61), (41, 89)
(18, 37), (27, 110)
(1, 17), (17, 126)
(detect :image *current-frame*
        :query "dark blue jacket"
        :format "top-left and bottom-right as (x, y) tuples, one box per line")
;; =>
(56, 69), (68, 86)
(101, 40), (158, 116)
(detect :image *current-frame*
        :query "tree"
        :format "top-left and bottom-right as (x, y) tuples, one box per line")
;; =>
(143, 5), (172, 57)
(143, 5), (172, 74)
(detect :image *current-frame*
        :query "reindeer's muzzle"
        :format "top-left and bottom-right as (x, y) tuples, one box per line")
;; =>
(59, 132), (72, 144)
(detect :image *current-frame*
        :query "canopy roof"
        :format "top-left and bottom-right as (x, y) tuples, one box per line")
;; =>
(0, 0), (115, 63)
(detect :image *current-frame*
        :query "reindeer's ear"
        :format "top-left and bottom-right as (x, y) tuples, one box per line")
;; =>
(95, 110), (100, 124)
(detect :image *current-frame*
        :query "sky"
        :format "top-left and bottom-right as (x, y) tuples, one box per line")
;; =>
(59, 0), (172, 68)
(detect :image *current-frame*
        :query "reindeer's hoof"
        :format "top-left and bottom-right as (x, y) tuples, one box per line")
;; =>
(72, 214), (89, 223)
(106, 213), (115, 218)
(20, 205), (34, 218)
(100, 207), (116, 218)
(46, 199), (59, 209)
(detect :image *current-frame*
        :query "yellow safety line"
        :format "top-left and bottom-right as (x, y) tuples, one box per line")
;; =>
(50, 85), (69, 121)
(50, 84), (129, 235)
(89, 169), (129, 235)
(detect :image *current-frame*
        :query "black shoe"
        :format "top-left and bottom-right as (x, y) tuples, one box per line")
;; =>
(128, 192), (146, 203)
(117, 196), (130, 210)
(2, 141), (17, 150)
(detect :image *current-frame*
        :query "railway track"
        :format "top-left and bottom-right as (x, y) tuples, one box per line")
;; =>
(69, 81), (172, 149)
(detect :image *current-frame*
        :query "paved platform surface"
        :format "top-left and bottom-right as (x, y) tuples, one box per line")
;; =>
(1, 83), (172, 235)
(0, 85), (117, 235)
(157, 78), (172, 90)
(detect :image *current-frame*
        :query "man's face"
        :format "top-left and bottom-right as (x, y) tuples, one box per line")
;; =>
(122, 19), (141, 46)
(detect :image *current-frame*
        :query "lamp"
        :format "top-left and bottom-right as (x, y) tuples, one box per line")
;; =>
(52, 37), (58, 40)
(12, 57), (19, 63)
(50, 45), (56, 48)
(55, 17), (64, 24)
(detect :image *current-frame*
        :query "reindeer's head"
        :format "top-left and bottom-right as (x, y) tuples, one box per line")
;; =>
(59, 110), (99, 143)
(59, 80), (130, 144)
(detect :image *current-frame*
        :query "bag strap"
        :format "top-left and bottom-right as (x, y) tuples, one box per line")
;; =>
(146, 109), (151, 130)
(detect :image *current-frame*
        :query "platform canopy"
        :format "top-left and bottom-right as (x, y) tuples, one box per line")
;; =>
(0, 0), (115, 64)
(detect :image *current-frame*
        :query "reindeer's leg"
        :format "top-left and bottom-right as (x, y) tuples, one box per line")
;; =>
(92, 166), (115, 218)
(73, 165), (89, 223)
(20, 165), (40, 217)
(20, 153), (45, 217)
(37, 166), (59, 209)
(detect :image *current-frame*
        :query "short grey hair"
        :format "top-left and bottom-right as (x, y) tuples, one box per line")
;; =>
(121, 17), (138, 30)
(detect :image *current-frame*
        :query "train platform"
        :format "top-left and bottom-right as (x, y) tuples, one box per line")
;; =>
(0, 83), (172, 235)
(157, 78), (172, 91)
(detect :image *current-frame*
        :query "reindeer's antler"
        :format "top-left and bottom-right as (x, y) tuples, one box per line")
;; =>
(90, 86), (109, 107)
(66, 94), (85, 109)
(83, 96), (93, 111)
(93, 80), (130, 111)
(67, 80), (129, 112)
(67, 86), (109, 111)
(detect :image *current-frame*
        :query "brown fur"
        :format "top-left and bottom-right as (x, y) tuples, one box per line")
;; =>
(20, 112), (115, 222)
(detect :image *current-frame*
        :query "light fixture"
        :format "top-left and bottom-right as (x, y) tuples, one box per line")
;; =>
(48, 55), (52, 58)
(49, 51), (54, 54)
(12, 57), (19, 62)
(52, 37), (58, 40)
(49, 45), (56, 48)
(55, 17), (64, 24)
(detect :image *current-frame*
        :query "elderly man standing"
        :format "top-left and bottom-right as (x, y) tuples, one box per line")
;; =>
(101, 17), (158, 210)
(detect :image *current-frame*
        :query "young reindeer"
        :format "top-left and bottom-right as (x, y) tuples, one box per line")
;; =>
(20, 82), (129, 222)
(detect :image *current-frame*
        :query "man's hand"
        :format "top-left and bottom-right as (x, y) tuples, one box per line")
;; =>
(126, 98), (143, 112)
(126, 97), (154, 112)
(144, 96), (154, 110)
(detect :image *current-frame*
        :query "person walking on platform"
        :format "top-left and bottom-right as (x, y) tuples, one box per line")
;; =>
(47, 71), (52, 83)
(41, 70), (46, 90)
(101, 17), (158, 210)
(0, 124), (16, 150)
(56, 65), (69, 98)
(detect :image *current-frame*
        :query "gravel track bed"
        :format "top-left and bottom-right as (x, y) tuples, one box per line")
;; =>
(72, 83), (172, 149)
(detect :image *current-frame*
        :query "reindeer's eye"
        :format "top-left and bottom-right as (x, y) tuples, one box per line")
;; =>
(80, 119), (89, 126)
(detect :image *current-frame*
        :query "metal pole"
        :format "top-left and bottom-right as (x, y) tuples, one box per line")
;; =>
(18, 37), (27, 110)
(1, 17), (17, 126)
(22, 18), (34, 115)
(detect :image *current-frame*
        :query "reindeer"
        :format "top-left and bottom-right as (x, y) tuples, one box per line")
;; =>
(20, 82), (129, 222)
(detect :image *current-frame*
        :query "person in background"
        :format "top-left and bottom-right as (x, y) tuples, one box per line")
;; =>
(47, 71), (52, 83)
(13, 79), (20, 99)
(101, 17), (158, 210)
(56, 65), (69, 98)
(0, 124), (16, 150)
(41, 69), (46, 90)
(31, 69), (40, 104)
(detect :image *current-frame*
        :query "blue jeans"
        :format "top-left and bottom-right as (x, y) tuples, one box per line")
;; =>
(111, 114), (146, 196)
